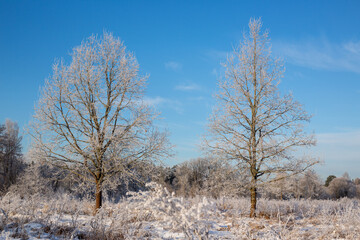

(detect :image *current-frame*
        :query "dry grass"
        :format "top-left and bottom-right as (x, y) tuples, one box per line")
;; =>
(1, 185), (360, 239)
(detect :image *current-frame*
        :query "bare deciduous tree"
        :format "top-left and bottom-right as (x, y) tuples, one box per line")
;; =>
(204, 18), (317, 217)
(30, 32), (170, 211)
(328, 177), (356, 199)
(0, 119), (24, 193)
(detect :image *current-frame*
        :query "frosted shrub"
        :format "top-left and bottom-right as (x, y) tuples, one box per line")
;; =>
(1, 185), (360, 239)
(125, 182), (216, 238)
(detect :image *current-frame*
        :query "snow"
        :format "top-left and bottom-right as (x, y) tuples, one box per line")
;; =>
(1, 182), (360, 239)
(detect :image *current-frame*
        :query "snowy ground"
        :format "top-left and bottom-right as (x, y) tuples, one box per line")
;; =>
(1, 183), (360, 239)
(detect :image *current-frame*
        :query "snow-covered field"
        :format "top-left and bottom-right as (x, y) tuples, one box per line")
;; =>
(1, 183), (360, 239)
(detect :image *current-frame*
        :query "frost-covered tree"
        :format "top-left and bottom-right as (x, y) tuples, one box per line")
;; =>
(201, 158), (249, 198)
(162, 158), (248, 198)
(204, 18), (317, 217)
(328, 177), (356, 199)
(342, 172), (350, 180)
(297, 170), (325, 199)
(8, 160), (61, 197)
(262, 170), (326, 200)
(353, 178), (360, 185)
(29, 32), (170, 211)
(261, 172), (291, 200)
(174, 158), (212, 197)
(0, 119), (24, 193)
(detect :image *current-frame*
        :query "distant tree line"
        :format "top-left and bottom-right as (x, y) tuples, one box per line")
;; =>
(0, 119), (25, 193)
(1, 120), (360, 202)
(157, 158), (360, 201)
(6, 150), (160, 202)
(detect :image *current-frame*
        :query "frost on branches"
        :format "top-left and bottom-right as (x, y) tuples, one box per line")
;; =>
(29, 32), (171, 212)
(204, 18), (318, 217)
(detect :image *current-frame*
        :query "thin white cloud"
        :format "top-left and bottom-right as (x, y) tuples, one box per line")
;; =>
(205, 49), (229, 61)
(165, 61), (182, 71)
(316, 130), (360, 148)
(312, 130), (360, 177)
(273, 39), (360, 73)
(188, 96), (205, 101)
(141, 96), (167, 107)
(343, 41), (360, 55)
(141, 96), (183, 114)
(175, 83), (201, 91)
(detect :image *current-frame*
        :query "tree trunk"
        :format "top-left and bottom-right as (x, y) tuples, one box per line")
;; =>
(94, 180), (102, 214)
(250, 185), (257, 218)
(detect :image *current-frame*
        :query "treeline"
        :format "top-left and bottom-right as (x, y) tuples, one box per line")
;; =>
(158, 158), (360, 200)
(0, 120), (25, 193)
(0, 121), (157, 200)
(1, 119), (359, 201)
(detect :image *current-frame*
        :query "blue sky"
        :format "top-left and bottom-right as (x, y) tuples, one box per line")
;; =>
(1, 0), (360, 179)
